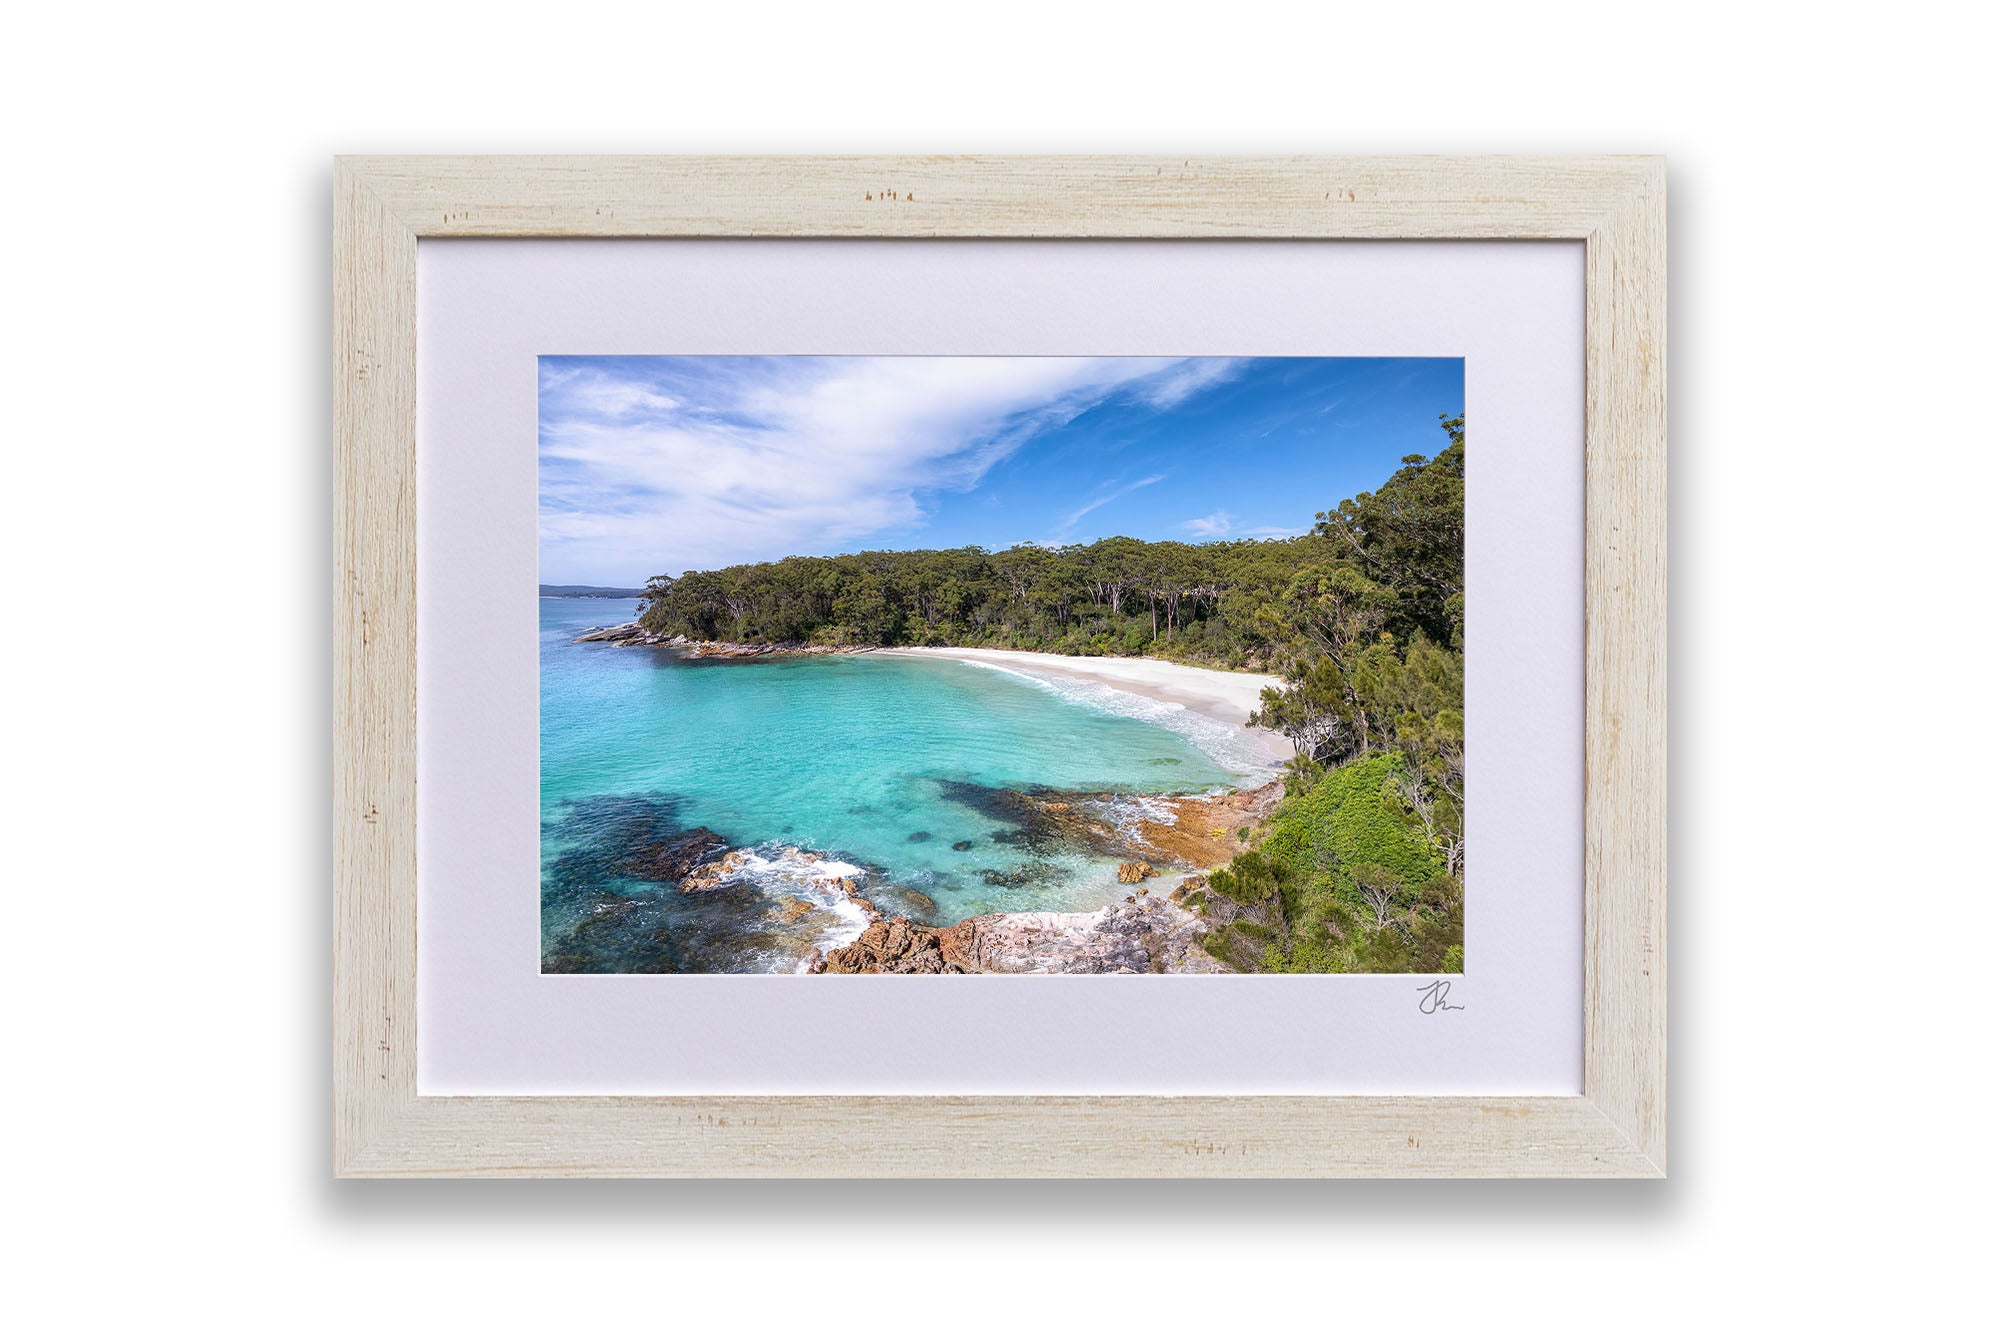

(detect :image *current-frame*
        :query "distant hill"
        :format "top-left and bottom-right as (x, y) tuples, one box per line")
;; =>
(540, 584), (647, 599)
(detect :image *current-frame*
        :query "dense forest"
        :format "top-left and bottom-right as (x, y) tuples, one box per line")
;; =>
(638, 414), (1466, 972)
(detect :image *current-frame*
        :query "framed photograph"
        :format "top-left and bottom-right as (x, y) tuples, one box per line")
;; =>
(335, 156), (1664, 1176)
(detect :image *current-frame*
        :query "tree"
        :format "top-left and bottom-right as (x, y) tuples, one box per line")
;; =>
(1351, 863), (1407, 931)
(1312, 415), (1465, 647)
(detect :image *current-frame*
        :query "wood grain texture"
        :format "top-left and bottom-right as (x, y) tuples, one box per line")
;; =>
(1582, 161), (1668, 1172)
(349, 155), (1636, 238)
(333, 162), (420, 1162)
(333, 156), (1666, 1178)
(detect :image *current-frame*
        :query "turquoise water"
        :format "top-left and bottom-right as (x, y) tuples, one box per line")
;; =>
(539, 597), (1265, 972)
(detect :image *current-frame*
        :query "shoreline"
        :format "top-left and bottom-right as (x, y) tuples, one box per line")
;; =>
(877, 645), (1295, 767)
(572, 625), (1296, 767)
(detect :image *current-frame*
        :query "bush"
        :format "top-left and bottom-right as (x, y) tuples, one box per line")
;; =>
(1204, 751), (1457, 974)
(1260, 752), (1444, 905)
(1206, 850), (1290, 905)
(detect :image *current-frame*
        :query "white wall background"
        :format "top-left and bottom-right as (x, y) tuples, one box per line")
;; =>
(4, 2), (1987, 1327)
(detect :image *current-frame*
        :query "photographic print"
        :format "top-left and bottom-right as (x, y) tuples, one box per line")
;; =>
(539, 356), (1464, 975)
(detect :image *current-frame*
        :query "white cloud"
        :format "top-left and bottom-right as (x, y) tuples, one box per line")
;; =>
(1131, 357), (1249, 409)
(1179, 510), (1234, 539)
(538, 356), (1243, 581)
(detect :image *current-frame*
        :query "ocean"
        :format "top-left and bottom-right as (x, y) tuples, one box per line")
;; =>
(539, 596), (1271, 972)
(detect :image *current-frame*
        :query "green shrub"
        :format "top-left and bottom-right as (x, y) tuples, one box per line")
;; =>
(1261, 752), (1444, 905)
(1205, 850), (1290, 905)
(1203, 751), (1456, 974)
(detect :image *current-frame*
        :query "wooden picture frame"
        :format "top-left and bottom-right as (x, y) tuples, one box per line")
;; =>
(335, 155), (1664, 1177)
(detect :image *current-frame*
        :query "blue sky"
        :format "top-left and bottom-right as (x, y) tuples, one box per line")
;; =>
(539, 356), (1463, 586)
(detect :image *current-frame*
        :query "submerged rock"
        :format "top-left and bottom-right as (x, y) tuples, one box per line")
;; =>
(770, 895), (814, 925)
(951, 840), (975, 852)
(906, 831), (933, 843)
(612, 827), (729, 883)
(542, 894), (680, 973)
(889, 887), (937, 917)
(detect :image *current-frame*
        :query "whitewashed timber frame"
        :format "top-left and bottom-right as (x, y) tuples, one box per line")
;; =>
(334, 156), (1665, 1177)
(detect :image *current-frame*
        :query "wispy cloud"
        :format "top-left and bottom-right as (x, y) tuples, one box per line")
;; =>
(1180, 510), (1234, 539)
(1177, 513), (1305, 542)
(1132, 357), (1249, 409)
(538, 356), (1243, 582)
(1054, 474), (1165, 537)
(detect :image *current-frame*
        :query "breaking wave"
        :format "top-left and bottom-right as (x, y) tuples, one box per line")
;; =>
(942, 659), (1278, 782)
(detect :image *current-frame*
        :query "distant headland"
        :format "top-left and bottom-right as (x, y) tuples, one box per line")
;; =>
(540, 584), (647, 599)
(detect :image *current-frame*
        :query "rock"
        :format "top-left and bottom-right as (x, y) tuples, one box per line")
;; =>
(951, 840), (975, 852)
(800, 874), (1239, 978)
(934, 779), (1127, 858)
(906, 831), (932, 843)
(770, 895), (813, 925)
(1136, 886), (1149, 897)
(936, 919), (978, 971)
(981, 867), (1030, 888)
(812, 916), (965, 974)
(573, 621), (645, 643)
(987, 780), (1288, 873)
(914, 897), (1231, 975)
(677, 845), (752, 893)
(1169, 874), (1208, 903)
(613, 827), (728, 883)
(542, 894), (680, 973)
(573, 621), (680, 647)
(1116, 862), (1158, 884)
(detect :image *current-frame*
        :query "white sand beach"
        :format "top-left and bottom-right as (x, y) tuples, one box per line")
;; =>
(877, 647), (1296, 766)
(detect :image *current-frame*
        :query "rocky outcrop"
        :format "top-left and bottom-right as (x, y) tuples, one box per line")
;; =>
(813, 917), (955, 974)
(1108, 781), (1285, 869)
(572, 621), (662, 644)
(953, 780), (1284, 874)
(611, 827), (728, 883)
(808, 896), (1231, 975)
(571, 623), (877, 657)
(951, 897), (1228, 974)
(1116, 861), (1158, 884)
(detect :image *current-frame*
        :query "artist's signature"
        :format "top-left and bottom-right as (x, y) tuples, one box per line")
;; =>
(1416, 979), (1464, 1014)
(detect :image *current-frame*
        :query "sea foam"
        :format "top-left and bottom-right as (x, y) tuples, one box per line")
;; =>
(721, 844), (874, 958)
(947, 659), (1278, 781)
